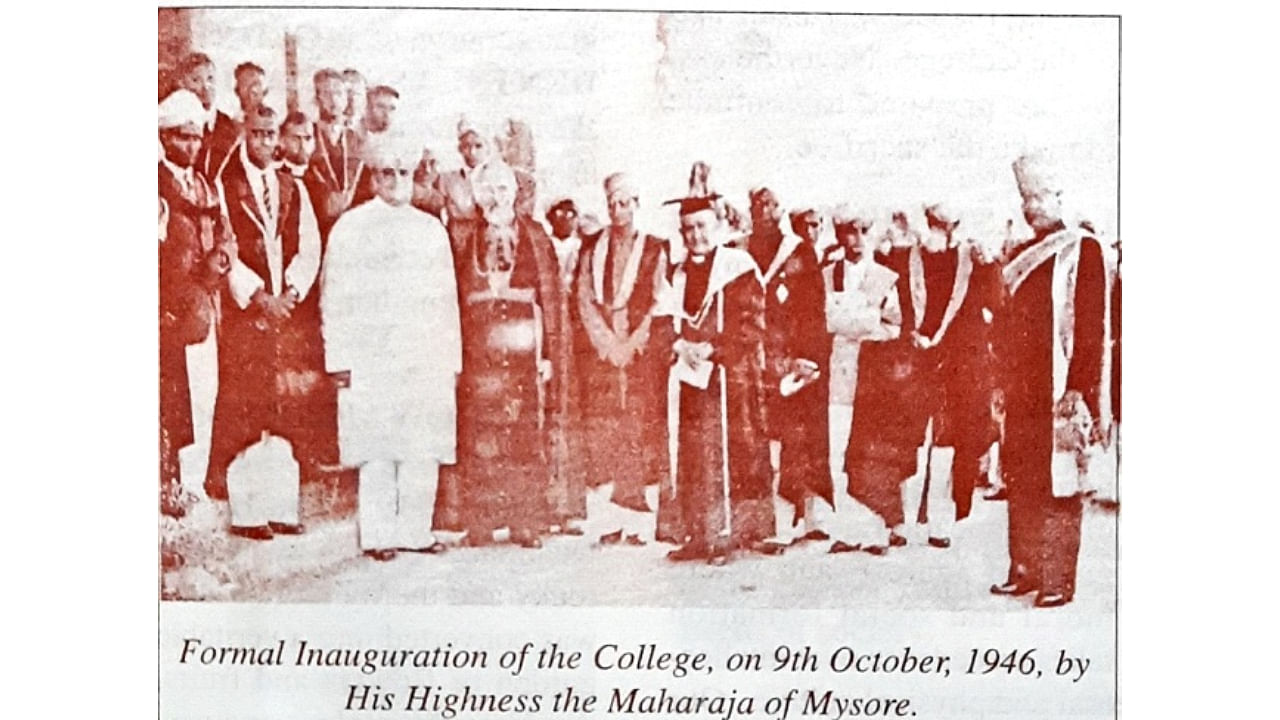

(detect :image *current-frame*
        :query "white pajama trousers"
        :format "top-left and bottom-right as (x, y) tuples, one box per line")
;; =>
(180, 326), (218, 499)
(228, 459), (300, 528)
(900, 420), (956, 539)
(358, 458), (440, 551)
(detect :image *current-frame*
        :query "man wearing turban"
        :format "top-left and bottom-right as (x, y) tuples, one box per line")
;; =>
(158, 88), (236, 518)
(576, 172), (678, 546)
(745, 187), (833, 550)
(989, 153), (1108, 608)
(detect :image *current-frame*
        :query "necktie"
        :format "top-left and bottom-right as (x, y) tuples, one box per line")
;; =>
(262, 172), (273, 221)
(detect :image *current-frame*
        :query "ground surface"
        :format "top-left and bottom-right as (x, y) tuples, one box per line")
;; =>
(214, 485), (1116, 614)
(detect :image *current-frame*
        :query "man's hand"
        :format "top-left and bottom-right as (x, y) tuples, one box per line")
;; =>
(203, 247), (232, 278)
(538, 358), (553, 383)
(790, 357), (820, 380)
(1054, 390), (1087, 419)
(253, 289), (293, 321)
(276, 369), (319, 397)
(329, 370), (352, 389)
(911, 332), (935, 350)
(325, 190), (349, 219)
(674, 339), (712, 369)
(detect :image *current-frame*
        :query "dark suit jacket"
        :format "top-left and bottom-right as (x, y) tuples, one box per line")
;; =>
(198, 110), (239, 182)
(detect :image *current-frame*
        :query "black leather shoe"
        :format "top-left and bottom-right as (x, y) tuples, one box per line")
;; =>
(559, 524), (585, 537)
(463, 531), (495, 548)
(229, 525), (273, 541)
(889, 532), (908, 547)
(864, 544), (889, 556)
(160, 495), (187, 520)
(598, 529), (624, 545)
(401, 542), (448, 555)
(268, 522), (305, 535)
(512, 530), (544, 549)
(828, 540), (862, 554)
(1034, 592), (1071, 608)
(203, 475), (228, 502)
(799, 529), (831, 543)
(667, 543), (708, 562)
(363, 549), (397, 562)
(984, 488), (1007, 501)
(927, 536), (951, 549)
(990, 580), (1037, 596)
(752, 540), (787, 556)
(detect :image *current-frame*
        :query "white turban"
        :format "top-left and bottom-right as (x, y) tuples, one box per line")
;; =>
(830, 203), (874, 233)
(158, 89), (205, 130)
(603, 172), (639, 202)
(456, 115), (491, 141)
(363, 131), (421, 169)
(1012, 151), (1062, 200)
(923, 202), (961, 229)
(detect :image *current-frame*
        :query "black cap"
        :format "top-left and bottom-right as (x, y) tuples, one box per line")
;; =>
(663, 193), (721, 216)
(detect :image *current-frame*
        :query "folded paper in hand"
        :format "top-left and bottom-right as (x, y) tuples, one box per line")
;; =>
(826, 296), (883, 339)
(780, 367), (821, 397)
(674, 357), (714, 389)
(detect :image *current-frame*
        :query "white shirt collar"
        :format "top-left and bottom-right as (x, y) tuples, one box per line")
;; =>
(202, 107), (219, 133)
(281, 159), (308, 178)
(161, 157), (194, 189)
(240, 143), (279, 219)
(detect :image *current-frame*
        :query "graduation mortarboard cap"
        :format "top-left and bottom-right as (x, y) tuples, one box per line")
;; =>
(158, 89), (206, 130)
(664, 193), (722, 216)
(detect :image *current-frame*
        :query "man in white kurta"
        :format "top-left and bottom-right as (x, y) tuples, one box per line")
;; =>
(822, 208), (902, 552)
(321, 136), (461, 561)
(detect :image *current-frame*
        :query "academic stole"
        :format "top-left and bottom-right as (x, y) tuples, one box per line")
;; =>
(670, 276), (733, 540)
(582, 236), (652, 407)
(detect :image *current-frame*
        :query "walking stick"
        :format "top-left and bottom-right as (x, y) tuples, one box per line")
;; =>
(917, 421), (934, 525)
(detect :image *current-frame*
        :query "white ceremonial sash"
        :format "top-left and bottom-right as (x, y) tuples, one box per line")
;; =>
(1004, 229), (1097, 498)
(931, 245), (975, 343)
(1002, 228), (1087, 402)
(906, 245), (925, 331)
(760, 232), (803, 287)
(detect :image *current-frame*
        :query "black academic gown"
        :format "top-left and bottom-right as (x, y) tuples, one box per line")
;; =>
(994, 225), (1107, 599)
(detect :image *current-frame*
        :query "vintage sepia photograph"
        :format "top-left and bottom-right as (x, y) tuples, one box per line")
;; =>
(157, 7), (1120, 612)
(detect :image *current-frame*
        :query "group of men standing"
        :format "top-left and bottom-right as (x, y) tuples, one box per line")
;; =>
(159, 51), (1115, 609)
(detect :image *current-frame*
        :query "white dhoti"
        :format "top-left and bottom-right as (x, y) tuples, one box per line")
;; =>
(899, 421), (956, 540)
(179, 325), (218, 499)
(358, 458), (440, 551)
(227, 434), (300, 528)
